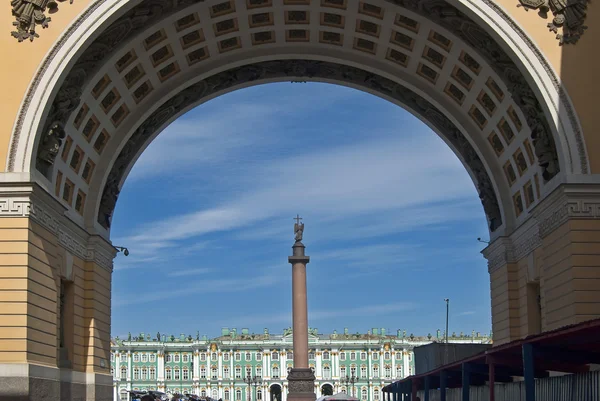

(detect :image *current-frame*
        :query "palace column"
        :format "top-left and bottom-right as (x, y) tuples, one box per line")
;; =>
(287, 217), (315, 401)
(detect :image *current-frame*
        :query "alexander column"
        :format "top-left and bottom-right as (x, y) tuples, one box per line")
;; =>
(287, 215), (316, 401)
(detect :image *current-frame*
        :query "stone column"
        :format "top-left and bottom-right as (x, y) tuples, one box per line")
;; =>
(287, 225), (315, 401)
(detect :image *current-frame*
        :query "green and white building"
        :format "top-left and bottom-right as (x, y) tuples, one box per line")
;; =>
(111, 328), (492, 401)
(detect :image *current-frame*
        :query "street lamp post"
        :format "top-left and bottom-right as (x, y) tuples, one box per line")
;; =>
(340, 374), (357, 398)
(244, 375), (262, 401)
(253, 376), (263, 401)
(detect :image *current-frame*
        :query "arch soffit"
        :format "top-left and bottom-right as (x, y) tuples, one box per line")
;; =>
(9, 0), (577, 238)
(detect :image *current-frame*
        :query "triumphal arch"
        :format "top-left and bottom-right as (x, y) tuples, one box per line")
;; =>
(0, 0), (598, 398)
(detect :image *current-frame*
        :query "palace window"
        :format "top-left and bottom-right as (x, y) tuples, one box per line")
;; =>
(245, 352), (251, 361)
(384, 352), (390, 359)
(212, 367), (218, 379)
(323, 351), (330, 360)
(224, 353), (230, 361)
(273, 366), (280, 378)
(183, 354), (189, 363)
(236, 390), (242, 400)
(374, 389), (380, 400)
(372, 352), (378, 359)
(166, 368), (172, 380)
(340, 366), (347, 377)
(350, 366), (357, 377)
(408, 354), (412, 361)
(200, 366), (207, 379)
(183, 368), (190, 380)
(287, 352), (293, 360)
(224, 367), (230, 379)
(257, 352), (262, 361)
(257, 389), (263, 400)
(149, 367), (156, 380)
(246, 367), (252, 377)
(213, 390), (219, 399)
(235, 353), (241, 361)
(395, 352), (402, 360)
(166, 354), (172, 363)
(350, 352), (356, 360)
(141, 354), (148, 362)
(255, 366), (262, 377)
(395, 366), (402, 378)
(201, 353), (207, 361)
(361, 388), (368, 400)
(120, 366), (127, 378)
(308, 352), (315, 360)
(174, 368), (180, 380)
(360, 366), (367, 378)
(212, 352), (218, 361)
(133, 368), (140, 380)
(133, 354), (140, 362)
(340, 352), (346, 361)
(174, 354), (180, 363)
(141, 367), (148, 380)
(271, 352), (279, 360)
(373, 365), (379, 378)
(360, 352), (367, 360)
(341, 387), (347, 394)
(323, 365), (331, 379)
(111, 367), (114, 376)
(224, 389), (230, 400)
(150, 354), (156, 362)
(385, 367), (391, 378)
(235, 366), (241, 379)
(202, 390), (207, 397)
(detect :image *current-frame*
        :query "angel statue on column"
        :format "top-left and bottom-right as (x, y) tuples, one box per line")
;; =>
(294, 215), (304, 243)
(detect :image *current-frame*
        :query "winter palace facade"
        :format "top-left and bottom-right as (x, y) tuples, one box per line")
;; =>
(110, 328), (492, 400)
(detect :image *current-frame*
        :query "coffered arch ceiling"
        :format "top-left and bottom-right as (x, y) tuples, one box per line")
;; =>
(14, 0), (584, 241)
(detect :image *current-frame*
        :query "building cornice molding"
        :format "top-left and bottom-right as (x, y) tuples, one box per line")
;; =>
(0, 183), (116, 271)
(535, 184), (600, 238)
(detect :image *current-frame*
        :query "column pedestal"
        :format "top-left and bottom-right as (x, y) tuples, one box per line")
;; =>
(287, 368), (315, 401)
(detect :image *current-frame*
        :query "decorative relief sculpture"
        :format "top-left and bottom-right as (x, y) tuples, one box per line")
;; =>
(10, 0), (60, 42)
(517, 0), (589, 44)
(36, 121), (65, 176)
(96, 60), (504, 232)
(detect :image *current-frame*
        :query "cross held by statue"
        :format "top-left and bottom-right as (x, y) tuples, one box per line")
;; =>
(294, 214), (303, 225)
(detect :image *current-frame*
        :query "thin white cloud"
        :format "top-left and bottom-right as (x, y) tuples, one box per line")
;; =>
(166, 267), (215, 277)
(209, 302), (417, 328)
(112, 271), (282, 307)
(456, 311), (476, 317)
(121, 133), (478, 247)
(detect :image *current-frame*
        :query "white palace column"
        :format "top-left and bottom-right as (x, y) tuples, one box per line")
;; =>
(230, 350), (234, 379)
(218, 349), (223, 379)
(367, 352), (372, 381)
(127, 351), (132, 381)
(281, 349), (287, 377)
(379, 347), (384, 378)
(158, 351), (165, 382)
(193, 349), (200, 380)
(402, 350), (409, 378)
(390, 349), (395, 379)
(264, 349), (270, 378)
(315, 352), (321, 380)
(115, 352), (121, 379)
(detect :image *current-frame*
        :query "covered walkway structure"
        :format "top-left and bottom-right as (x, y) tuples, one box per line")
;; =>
(382, 318), (600, 401)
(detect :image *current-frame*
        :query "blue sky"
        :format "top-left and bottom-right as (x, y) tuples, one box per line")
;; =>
(110, 82), (492, 340)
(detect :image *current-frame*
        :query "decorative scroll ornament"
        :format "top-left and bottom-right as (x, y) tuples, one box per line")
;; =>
(10, 0), (69, 42)
(517, 0), (589, 44)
